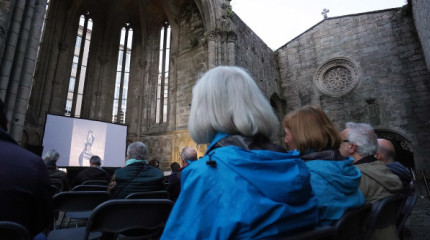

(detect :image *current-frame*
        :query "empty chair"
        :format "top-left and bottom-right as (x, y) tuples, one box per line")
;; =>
(334, 203), (372, 240)
(52, 191), (110, 229)
(0, 221), (31, 240)
(364, 195), (405, 240)
(47, 199), (174, 240)
(397, 194), (418, 238)
(278, 226), (336, 240)
(72, 185), (108, 191)
(81, 180), (109, 186)
(125, 190), (170, 199)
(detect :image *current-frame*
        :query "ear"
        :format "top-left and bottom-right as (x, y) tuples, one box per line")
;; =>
(349, 143), (357, 154)
(374, 152), (382, 160)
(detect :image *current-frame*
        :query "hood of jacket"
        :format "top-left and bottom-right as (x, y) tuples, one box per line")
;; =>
(195, 132), (314, 204)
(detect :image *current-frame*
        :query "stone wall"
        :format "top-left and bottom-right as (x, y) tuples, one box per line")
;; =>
(277, 9), (430, 170)
(412, 0), (430, 71)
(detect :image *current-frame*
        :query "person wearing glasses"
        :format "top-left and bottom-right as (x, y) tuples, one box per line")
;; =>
(283, 106), (364, 226)
(339, 122), (402, 240)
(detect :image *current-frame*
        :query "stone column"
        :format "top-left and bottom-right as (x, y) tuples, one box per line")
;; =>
(227, 32), (237, 65)
(207, 30), (217, 69)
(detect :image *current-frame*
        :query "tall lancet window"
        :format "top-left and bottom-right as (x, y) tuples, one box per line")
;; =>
(156, 23), (171, 124)
(112, 23), (133, 124)
(65, 12), (93, 117)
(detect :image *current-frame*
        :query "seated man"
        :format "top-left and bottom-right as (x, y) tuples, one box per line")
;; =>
(339, 122), (402, 240)
(0, 99), (53, 237)
(43, 149), (70, 191)
(166, 146), (198, 201)
(109, 141), (164, 199)
(375, 138), (413, 195)
(72, 155), (110, 187)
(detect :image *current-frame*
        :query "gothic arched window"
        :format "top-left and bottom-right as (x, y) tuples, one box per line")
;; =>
(65, 12), (93, 117)
(156, 23), (171, 124)
(112, 23), (133, 124)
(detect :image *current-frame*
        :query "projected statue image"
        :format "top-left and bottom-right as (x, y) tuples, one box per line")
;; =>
(79, 130), (96, 166)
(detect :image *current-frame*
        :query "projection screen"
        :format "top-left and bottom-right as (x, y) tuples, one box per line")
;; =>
(42, 114), (127, 167)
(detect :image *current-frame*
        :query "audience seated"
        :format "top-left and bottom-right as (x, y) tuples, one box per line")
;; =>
(43, 149), (70, 191)
(0, 99), (53, 237)
(161, 66), (318, 239)
(109, 141), (165, 199)
(339, 122), (402, 240)
(72, 155), (110, 187)
(283, 106), (365, 226)
(166, 147), (198, 201)
(375, 138), (413, 195)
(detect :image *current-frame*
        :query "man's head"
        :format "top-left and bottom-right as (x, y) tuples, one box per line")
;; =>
(43, 149), (60, 166)
(181, 146), (197, 167)
(171, 162), (181, 172)
(339, 122), (378, 163)
(375, 138), (396, 163)
(127, 141), (147, 161)
(0, 98), (8, 131)
(89, 155), (102, 167)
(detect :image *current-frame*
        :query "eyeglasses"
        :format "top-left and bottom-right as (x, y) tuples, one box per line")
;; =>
(342, 140), (350, 143)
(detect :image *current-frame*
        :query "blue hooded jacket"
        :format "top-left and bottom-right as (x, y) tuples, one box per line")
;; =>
(303, 150), (365, 226)
(161, 133), (318, 239)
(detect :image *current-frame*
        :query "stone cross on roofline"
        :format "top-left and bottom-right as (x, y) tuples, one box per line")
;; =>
(321, 8), (330, 19)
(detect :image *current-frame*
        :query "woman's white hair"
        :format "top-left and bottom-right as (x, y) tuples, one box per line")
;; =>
(189, 66), (279, 144)
(43, 149), (60, 164)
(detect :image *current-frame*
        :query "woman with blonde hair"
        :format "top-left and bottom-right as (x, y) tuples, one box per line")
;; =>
(161, 66), (318, 239)
(283, 105), (364, 226)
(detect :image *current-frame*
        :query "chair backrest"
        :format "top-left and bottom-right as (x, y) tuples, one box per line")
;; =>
(396, 194), (418, 233)
(278, 226), (336, 240)
(125, 190), (170, 199)
(0, 221), (31, 240)
(83, 199), (174, 240)
(53, 191), (111, 213)
(365, 195), (405, 240)
(72, 185), (108, 191)
(81, 180), (109, 186)
(334, 203), (372, 240)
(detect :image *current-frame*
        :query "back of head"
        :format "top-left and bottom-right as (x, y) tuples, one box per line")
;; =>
(149, 159), (160, 168)
(43, 149), (60, 165)
(89, 155), (102, 166)
(345, 122), (377, 156)
(170, 162), (181, 172)
(283, 105), (341, 153)
(376, 138), (396, 163)
(188, 66), (279, 144)
(127, 141), (147, 160)
(181, 146), (198, 162)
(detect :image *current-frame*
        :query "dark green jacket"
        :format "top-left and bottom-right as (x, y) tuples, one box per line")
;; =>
(110, 162), (164, 199)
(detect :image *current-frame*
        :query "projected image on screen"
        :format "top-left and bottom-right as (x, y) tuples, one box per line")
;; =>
(43, 114), (127, 167)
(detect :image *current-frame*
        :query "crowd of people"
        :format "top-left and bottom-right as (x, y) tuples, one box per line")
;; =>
(0, 66), (413, 239)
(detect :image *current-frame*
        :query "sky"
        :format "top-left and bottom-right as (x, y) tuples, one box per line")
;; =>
(230, 0), (407, 50)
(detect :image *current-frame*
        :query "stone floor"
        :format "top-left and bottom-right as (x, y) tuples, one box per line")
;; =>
(403, 196), (430, 240)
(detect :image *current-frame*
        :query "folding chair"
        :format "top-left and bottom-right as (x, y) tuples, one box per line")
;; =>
(364, 195), (405, 240)
(334, 203), (372, 240)
(125, 190), (170, 199)
(52, 191), (110, 229)
(0, 221), (30, 240)
(72, 185), (108, 191)
(81, 180), (109, 186)
(397, 194), (418, 238)
(47, 199), (174, 240)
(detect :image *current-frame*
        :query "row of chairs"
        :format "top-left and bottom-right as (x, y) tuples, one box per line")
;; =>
(281, 194), (418, 240)
(0, 192), (418, 240)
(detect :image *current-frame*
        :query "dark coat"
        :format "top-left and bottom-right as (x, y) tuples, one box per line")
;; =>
(110, 162), (165, 199)
(166, 170), (181, 201)
(46, 164), (70, 191)
(72, 167), (110, 187)
(0, 129), (53, 237)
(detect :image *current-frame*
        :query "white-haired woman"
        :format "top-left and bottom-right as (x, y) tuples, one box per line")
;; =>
(161, 66), (318, 239)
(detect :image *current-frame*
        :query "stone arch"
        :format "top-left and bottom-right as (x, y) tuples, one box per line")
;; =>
(374, 129), (414, 169)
